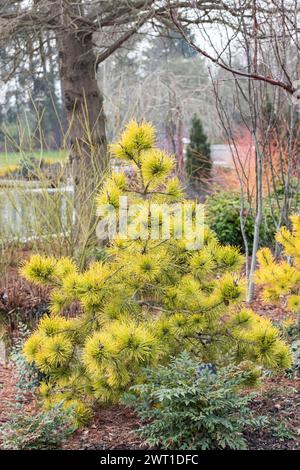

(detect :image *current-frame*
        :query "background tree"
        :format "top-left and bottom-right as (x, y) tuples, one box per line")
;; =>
(1, 1), (299, 260)
(170, 0), (300, 301)
(186, 114), (211, 192)
(2, 1), (295, 175)
(0, 31), (63, 151)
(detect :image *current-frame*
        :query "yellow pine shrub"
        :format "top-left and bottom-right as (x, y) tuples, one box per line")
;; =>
(255, 215), (300, 312)
(21, 120), (291, 424)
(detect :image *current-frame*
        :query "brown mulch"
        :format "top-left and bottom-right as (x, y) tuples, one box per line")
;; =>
(249, 297), (292, 323)
(62, 406), (148, 450)
(245, 376), (300, 450)
(0, 364), (18, 425)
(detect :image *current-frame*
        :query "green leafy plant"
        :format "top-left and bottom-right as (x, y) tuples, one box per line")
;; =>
(0, 404), (75, 450)
(205, 191), (278, 251)
(124, 352), (267, 450)
(268, 420), (295, 441)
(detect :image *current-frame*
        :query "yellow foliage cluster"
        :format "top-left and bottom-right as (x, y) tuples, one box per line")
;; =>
(21, 121), (291, 425)
(255, 215), (300, 312)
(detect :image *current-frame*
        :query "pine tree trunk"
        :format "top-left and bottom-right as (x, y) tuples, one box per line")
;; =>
(57, 28), (108, 264)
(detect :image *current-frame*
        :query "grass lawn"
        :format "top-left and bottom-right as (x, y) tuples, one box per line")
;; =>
(0, 150), (68, 171)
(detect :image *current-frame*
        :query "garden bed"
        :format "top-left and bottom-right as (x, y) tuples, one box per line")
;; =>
(0, 281), (299, 451)
(0, 362), (299, 450)
(0, 255), (299, 450)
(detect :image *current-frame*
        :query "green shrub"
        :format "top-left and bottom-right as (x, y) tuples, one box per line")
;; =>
(0, 404), (75, 450)
(124, 352), (266, 450)
(205, 191), (278, 251)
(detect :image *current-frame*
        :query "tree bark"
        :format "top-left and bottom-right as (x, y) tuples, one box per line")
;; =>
(57, 27), (108, 264)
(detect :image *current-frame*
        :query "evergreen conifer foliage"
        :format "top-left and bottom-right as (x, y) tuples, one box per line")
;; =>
(186, 114), (212, 187)
(255, 214), (300, 311)
(21, 121), (290, 424)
